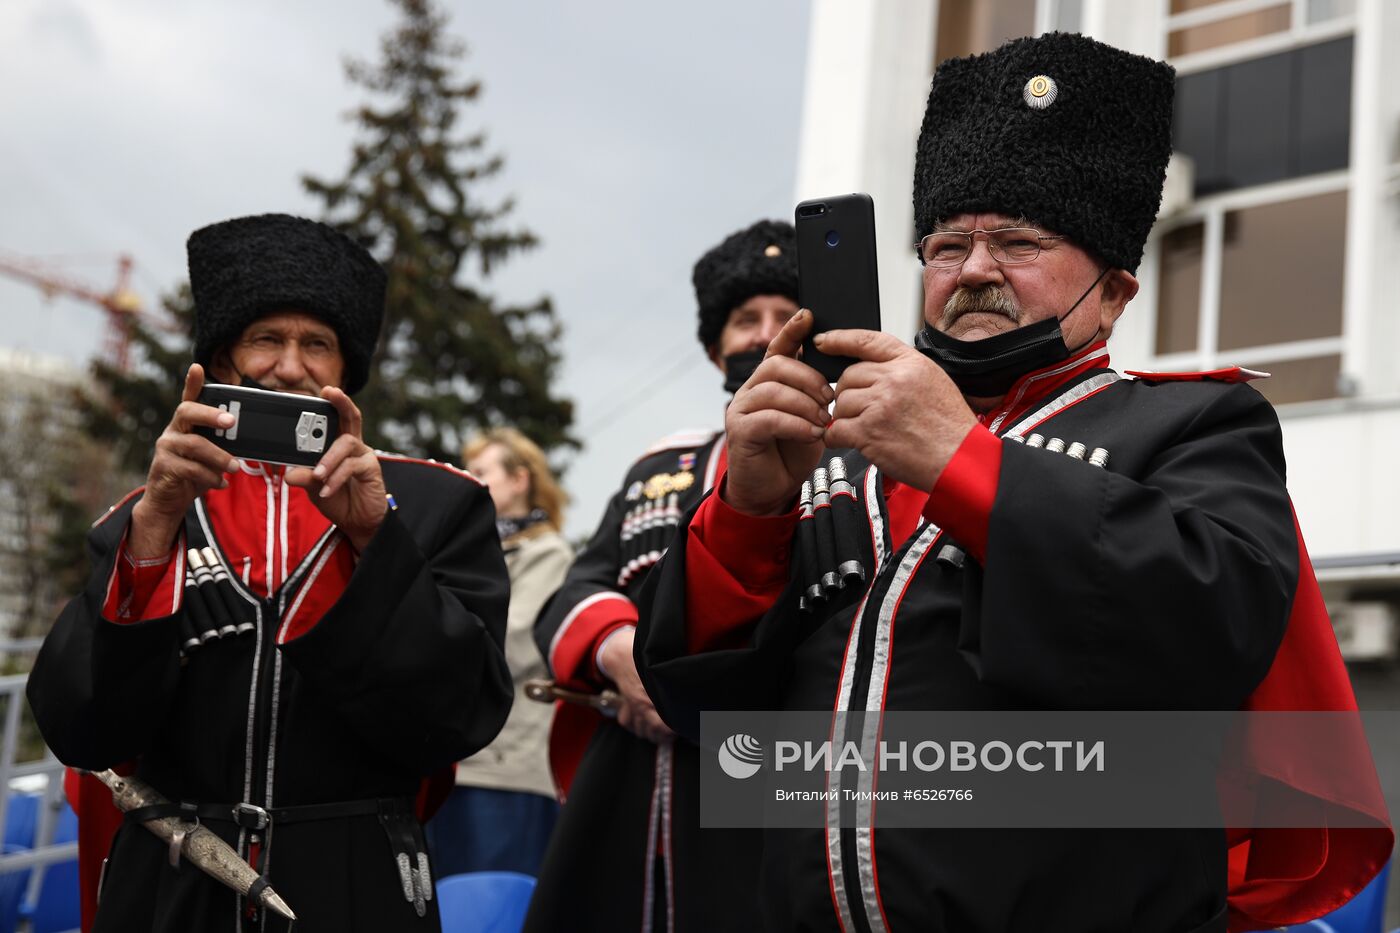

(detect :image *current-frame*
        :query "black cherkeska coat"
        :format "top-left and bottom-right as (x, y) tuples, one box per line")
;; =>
(638, 367), (1300, 933)
(527, 431), (771, 933)
(27, 456), (513, 933)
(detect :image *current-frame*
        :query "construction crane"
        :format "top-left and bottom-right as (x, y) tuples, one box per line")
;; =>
(0, 252), (146, 372)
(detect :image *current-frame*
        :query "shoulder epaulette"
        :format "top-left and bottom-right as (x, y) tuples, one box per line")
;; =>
(1124, 366), (1269, 384)
(92, 487), (145, 529)
(640, 428), (720, 458)
(374, 450), (482, 485)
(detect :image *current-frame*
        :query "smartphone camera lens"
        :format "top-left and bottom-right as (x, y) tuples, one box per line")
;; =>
(825, 230), (841, 248)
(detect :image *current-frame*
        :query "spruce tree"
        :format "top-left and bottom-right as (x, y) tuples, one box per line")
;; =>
(303, 0), (575, 462)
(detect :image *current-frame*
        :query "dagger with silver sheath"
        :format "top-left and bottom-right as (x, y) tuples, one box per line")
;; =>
(89, 769), (297, 922)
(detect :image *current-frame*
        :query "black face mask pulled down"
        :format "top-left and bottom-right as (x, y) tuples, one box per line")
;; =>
(914, 316), (1071, 398)
(915, 267), (1110, 397)
(721, 348), (766, 395)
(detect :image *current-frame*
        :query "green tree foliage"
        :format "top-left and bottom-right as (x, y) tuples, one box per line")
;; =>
(87, 288), (197, 477)
(36, 291), (192, 617)
(304, 0), (575, 462)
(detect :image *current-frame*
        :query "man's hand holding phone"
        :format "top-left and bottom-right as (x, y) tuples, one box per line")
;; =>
(129, 364), (388, 557)
(817, 329), (977, 493)
(724, 318), (978, 513)
(721, 309), (832, 517)
(283, 388), (387, 552)
(129, 364), (241, 558)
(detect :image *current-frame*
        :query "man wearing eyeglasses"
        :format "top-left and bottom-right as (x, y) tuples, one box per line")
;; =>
(634, 32), (1390, 933)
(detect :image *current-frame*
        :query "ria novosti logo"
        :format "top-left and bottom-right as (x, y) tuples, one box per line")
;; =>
(718, 733), (764, 779)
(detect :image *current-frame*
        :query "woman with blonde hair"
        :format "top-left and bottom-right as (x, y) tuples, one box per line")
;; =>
(426, 427), (573, 876)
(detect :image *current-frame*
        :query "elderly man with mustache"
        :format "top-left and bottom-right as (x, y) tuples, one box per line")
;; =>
(634, 32), (1390, 933)
(28, 214), (513, 933)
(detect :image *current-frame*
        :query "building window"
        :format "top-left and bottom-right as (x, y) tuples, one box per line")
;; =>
(1171, 0), (1240, 11)
(933, 0), (1037, 65)
(1155, 223), (1205, 356)
(1167, 0), (1356, 63)
(1246, 354), (1342, 405)
(931, 0), (1083, 68)
(1173, 36), (1352, 197)
(1169, 4), (1291, 57)
(1155, 0), (1357, 408)
(1217, 190), (1346, 351)
(1152, 186), (1348, 406)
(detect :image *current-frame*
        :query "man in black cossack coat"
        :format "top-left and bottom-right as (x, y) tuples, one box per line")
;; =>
(635, 33), (1391, 933)
(526, 220), (800, 933)
(28, 214), (514, 933)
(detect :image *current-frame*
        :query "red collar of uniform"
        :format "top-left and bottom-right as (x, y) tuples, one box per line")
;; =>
(978, 340), (1111, 432)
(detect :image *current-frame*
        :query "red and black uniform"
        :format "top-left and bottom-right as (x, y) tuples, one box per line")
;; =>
(27, 456), (513, 933)
(527, 430), (772, 933)
(636, 343), (1392, 933)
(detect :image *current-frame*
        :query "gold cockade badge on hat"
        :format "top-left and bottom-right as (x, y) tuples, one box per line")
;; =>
(1023, 74), (1058, 110)
(764, 244), (782, 257)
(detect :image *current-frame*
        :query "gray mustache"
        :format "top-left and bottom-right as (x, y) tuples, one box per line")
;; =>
(940, 287), (1021, 327)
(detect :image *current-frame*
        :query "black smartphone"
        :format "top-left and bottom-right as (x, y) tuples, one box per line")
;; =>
(795, 192), (882, 382)
(194, 384), (340, 468)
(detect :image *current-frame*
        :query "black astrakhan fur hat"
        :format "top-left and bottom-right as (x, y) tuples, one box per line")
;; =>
(188, 214), (386, 394)
(913, 32), (1174, 273)
(693, 219), (798, 350)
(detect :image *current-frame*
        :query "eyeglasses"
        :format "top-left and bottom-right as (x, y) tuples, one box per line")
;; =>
(915, 227), (1065, 268)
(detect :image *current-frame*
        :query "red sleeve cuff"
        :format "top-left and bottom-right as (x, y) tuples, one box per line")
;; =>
(548, 593), (639, 689)
(701, 474), (800, 587)
(923, 424), (1001, 563)
(104, 533), (184, 623)
(684, 482), (800, 654)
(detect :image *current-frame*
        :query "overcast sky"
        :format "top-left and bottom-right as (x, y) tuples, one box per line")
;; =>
(0, 0), (811, 534)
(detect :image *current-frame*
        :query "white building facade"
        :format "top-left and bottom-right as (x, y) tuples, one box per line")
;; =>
(795, 0), (1400, 661)
(0, 348), (85, 643)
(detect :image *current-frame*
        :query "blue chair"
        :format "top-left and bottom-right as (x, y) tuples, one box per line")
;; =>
(2, 794), (38, 849)
(0, 843), (34, 933)
(19, 801), (79, 933)
(435, 871), (536, 933)
(1282, 860), (1391, 933)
